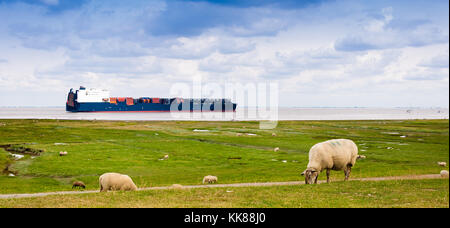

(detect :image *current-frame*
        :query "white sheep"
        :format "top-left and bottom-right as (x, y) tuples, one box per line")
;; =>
(440, 170), (449, 178)
(272, 133), (277, 136)
(301, 139), (364, 184)
(99, 172), (138, 192)
(274, 147), (280, 152)
(171, 184), (184, 189)
(437, 162), (447, 167)
(202, 175), (218, 184)
(159, 154), (169, 160)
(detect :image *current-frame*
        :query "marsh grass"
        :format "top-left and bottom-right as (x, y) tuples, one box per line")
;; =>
(0, 119), (448, 197)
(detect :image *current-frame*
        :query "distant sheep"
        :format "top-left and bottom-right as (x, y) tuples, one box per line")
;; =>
(72, 181), (86, 189)
(99, 172), (138, 192)
(274, 147), (280, 152)
(440, 170), (449, 178)
(358, 155), (366, 159)
(301, 139), (363, 184)
(171, 184), (184, 189)
(159, 154), (169, 160)
(202, 175), (218, 184)
(272, 133), (277, 136)
(438, 162), (447, 167)
(59, 151), (68, 156)
(236, 133), (243, 136)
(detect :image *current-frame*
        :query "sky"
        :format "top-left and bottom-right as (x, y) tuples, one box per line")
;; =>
(0, 0), (448, 107)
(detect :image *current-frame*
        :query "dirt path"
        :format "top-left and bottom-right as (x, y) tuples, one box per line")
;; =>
(0, 174), (445, 199)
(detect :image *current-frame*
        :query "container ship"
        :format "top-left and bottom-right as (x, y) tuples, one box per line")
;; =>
(66, 86), (237, 112)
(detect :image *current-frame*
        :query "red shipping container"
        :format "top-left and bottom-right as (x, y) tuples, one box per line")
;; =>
(126, 98), (134, 105)
(110, 98), (117, 104)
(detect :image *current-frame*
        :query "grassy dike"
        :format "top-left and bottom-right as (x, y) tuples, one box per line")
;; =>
(0, 119), (448, 207)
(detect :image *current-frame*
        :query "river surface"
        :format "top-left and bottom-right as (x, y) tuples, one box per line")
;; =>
(0, 107), (448, 121)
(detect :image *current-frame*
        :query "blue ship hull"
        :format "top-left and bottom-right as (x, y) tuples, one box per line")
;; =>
(67, 101), (237, 112)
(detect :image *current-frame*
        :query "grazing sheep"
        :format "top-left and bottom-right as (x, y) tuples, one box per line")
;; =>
(438, 162), (447, 167)
(274, 147), (280, 152)
(59, 151), (68, 156)
(171, 184), (184, 189)
(301, 139), (363, 184)
(72, 181), (86, 189)
(99, 172), (138, 192)
(158, 154), (169, 160)
(440, 170), (449, 178)
(202, 175), (218, 184)
(272, 133), (277, 136)
(236, 133), (243, 136)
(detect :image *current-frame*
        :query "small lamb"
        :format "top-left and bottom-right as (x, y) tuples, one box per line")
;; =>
(72, 181), (86, 189)
(437, 162), (447, 167)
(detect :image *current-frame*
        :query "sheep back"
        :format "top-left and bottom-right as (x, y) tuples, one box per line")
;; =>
(307, 139), (358, 172)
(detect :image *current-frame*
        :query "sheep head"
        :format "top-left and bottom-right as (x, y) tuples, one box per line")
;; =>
(301, 168), (318, 184)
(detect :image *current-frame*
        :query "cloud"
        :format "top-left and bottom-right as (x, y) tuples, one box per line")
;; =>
(335, 6), (449, 52)
(144, 0), (295, 37)
(147, 36), (256, 60)
(403, 68), (448, 81)
(335, 36), (380, 52)
(0, 0), (448, 107)
(418, 53), (449, 68)
(89, 39), (150, 58)
(0, 0), (87, 14)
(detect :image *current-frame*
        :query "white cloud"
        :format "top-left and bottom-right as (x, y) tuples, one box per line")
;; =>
(418, 52), (449, 68)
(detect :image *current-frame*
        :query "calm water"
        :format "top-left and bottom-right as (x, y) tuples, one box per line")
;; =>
(0, 107), (448, 121)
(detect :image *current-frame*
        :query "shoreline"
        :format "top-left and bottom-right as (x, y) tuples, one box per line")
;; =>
(0, 107), (448, 121)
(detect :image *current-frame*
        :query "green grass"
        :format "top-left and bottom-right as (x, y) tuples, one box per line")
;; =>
(0, 179), (447, 208)
(0, 119), (448, 205)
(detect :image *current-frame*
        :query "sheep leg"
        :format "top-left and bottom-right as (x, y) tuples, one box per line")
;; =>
(314, 175), (318, 184)
(344, 166), (352, 181)
(326, 169), (330, 183)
